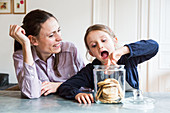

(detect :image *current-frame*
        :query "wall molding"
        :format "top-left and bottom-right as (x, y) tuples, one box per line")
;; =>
(92, 0), (170, 92)
(92, 0), (149, 91)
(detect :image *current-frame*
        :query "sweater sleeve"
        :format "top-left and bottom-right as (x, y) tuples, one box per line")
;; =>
(124, 39), (159, 65)
(57, 64), (94, 99)
(118, 39), (159, 89)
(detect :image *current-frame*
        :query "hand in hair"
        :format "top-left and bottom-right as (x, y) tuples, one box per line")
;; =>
(9, 25), (30, 46)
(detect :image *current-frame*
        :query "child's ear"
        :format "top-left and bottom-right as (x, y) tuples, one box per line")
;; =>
(89, 50), (94, 57)
(28, 35), (38, 46)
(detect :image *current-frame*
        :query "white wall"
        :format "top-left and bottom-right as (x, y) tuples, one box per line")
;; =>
(0, 0), (92, 83)
(94, 0), (170, 92)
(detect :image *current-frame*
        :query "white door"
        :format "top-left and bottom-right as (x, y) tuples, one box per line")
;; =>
(92, 0), (170, 92)
(147, 0), (170, 92)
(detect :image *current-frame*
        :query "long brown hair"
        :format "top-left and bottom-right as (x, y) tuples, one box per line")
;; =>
(14, 9), (61, 77)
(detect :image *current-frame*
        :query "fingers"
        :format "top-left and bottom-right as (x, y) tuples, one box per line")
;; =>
(41, 82), (61, 96)
(41, 89), (46, 95)
(41, 88), (52, 96)
(88, 93), (94, 103)
(105, 52), (119, 66)
(9, 25), (16, 37)
(10, 25), (20, 36)
(9, 25), (26, 43)
(103, 60), (110, 74)
(41, 81), (50, 96)
(109, 53), (117, 65)
(44, 90), (52, 96)
(81, 96), (87, 104)
(20, 27), (26, 35)
(41, 86), (48, 96)
(41, 87), (51, 96)
(77, 96), (82, 104)
(41, 81), (49, 89)
(104, 59), (111, 66)
(110, 59), (118, 66)
(75, 93), (94, 104)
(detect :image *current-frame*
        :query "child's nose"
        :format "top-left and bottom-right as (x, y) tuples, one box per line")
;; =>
(98, 43), (103, 49)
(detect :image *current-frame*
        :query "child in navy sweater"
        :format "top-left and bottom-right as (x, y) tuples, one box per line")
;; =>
(58, 24), (159, 104)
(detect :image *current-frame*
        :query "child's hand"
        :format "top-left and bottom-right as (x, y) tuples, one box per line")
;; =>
(105, 46), (130, 66)
(109, 50), (122, 65)
(104, 50), (121, 66)
(75, 93), (94, 104)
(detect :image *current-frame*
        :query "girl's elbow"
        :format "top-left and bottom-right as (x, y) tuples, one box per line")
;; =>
(150, 40), (159, 53)
(154, 41), (159, 53)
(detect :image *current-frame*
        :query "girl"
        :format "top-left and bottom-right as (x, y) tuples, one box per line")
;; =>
(58, 24), (159, 104)
(9, 9), (85, 98)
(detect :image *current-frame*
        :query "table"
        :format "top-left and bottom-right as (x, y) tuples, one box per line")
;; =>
(0, 91), (170, 113)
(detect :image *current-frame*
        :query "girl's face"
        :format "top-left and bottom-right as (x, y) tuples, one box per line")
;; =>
(86, 30), (115, 64)
(35, 17), (62, 58)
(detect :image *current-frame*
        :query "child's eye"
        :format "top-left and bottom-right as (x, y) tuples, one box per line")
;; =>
(102, 39), (106, 42)
(58, 28), (61, 32)
(92, 44), (96, 48)
(49, 34), (54, 38)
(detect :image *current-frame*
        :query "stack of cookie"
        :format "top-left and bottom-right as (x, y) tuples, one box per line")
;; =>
(96, 78), (124, 103)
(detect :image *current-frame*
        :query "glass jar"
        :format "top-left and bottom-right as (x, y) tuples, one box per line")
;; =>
(93, 65), (125, 104)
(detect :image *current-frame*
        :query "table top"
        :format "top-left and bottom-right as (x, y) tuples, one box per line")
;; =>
(0, 91), (170, 113)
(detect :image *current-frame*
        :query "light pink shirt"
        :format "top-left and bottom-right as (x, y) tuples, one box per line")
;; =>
(13, 42), (85, 98)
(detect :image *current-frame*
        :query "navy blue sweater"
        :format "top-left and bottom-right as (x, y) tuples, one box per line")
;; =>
(58, 40), (159, 99)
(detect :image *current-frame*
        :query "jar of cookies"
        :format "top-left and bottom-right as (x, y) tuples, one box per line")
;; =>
(93, 65), (125, 104)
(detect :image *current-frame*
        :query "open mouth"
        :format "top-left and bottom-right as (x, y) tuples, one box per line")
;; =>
(101, 51), (109, 59)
